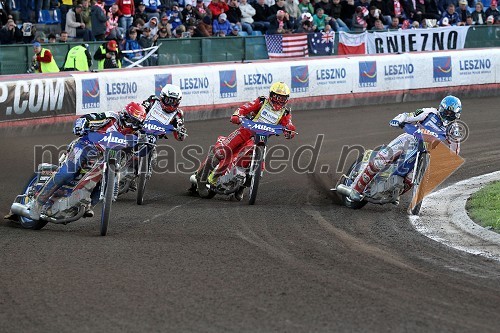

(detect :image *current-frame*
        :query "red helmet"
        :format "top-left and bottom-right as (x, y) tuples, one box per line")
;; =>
(120, 102), (146, 130)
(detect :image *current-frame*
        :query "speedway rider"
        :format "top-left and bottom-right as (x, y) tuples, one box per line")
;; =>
(345, 95), (462, 202)
(28, 102), (147, 220)
(141, 84), (187, 142)
(197, 81), (297, 200)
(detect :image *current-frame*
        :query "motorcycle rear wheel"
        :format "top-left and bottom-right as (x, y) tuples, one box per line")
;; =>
(409, 153), (429, 215)
(100, 165), (115, 236)
(339, 158), (367, 210)
(19, 174), (48, 230)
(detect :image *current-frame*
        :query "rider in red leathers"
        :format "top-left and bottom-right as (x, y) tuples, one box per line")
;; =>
(197, 81), (296, 199)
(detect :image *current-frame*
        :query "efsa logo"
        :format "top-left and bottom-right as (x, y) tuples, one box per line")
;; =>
(359, 61), (377, 87)
(219, 70), (237, 98)
(82, 78), (100, 109)
(433, 56), (452, 82)
(155, 74), (173, 97)
(291, 65), (309, 93)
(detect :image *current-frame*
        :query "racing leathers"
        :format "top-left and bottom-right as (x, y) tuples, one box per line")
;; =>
(141, 95), (187, 141)
(33, 112), (140, 217)
(351, 107), (460, 198)
(201, 96), (296, 183)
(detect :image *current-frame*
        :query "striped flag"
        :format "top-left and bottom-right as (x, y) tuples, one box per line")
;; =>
(265, 34), (309, 59)
(338, 32), (367, 55)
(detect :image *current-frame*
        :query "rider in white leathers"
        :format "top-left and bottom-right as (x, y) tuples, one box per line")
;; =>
(346, 95), (462, 202)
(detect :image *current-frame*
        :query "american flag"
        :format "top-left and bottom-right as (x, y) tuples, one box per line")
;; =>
(265, 34), (309, 59)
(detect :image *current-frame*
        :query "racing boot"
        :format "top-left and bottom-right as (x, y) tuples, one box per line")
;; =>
(234, 187), (245, 201)
(129, 179), (137, 192)
(83, 204), (94, 218)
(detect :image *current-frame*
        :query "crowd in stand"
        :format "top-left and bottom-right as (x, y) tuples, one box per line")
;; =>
(2, 0), (500, 69)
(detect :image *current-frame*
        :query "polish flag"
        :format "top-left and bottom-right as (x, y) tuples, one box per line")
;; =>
(338, 32), (367, 55)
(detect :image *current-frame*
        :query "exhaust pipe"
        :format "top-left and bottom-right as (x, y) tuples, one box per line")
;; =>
(335, 184), (352, 197)
(10, 203), (31, 219)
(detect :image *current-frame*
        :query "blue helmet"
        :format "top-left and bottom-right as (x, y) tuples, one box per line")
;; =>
(438, 95), (462, 125)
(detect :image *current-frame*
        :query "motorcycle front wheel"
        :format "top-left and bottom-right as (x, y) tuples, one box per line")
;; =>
(248, 146), (264, 205)
(136, 154), (149, 205)
(100, 164), (116, 236)
(19, 174), (49, 230)
(409, 153), (430, 215)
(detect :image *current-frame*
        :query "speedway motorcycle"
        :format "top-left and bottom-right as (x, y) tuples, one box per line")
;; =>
(334, 122), (451, 215)
(190, 118), (296, 205)
(9, 131), (140, 236)
(117, 118), (181, 205)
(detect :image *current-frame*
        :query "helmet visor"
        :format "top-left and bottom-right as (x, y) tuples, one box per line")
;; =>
(161, 96), (180, 111)
(122, 113), (143, 130)
(441, 108), (459, 122)
(270, 94), (288, 109)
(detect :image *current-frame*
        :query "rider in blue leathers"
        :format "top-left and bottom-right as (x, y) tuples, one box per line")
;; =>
(28, 102), (147, 220)
(346, 95), (463, 202)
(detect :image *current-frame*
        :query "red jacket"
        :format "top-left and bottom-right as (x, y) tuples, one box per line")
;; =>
(234, 96), (294, 128)
(208, 1), (229, 18)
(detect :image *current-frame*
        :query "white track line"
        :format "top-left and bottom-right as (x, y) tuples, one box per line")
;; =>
(410, 171), (500, 261)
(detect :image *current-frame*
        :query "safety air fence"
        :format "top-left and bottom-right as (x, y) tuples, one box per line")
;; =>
(1, 47), (500, 124)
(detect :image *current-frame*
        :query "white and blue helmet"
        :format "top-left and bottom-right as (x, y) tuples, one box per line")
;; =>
(438, 95), (462, 125)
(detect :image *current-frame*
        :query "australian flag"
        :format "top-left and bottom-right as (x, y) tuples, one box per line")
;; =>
(308, 31), (335, 56)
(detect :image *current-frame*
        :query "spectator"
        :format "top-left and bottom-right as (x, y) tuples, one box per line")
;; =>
(388, 0), (409, 24)
(157, 26), (170, 38)
(208, 0), (229, 19)
(138, 26), (157, 65)
(0, 19), (22, 44)
(196, 14), (213, 35)
(471, 1), (486, 24)
(194, 0), (212, 21)
(212, 12), (231, 35)
(314, 0), (332, 15)
(329, 0), (349, 31)
(295, 13), (315, 32)
(144, 0), (162, 20)
(371, 17), (386, 29)
(388, 14), (401, 28)
(252, 0), (271, 32)
(439, 3), (462, 25)
(352, 5), (368, 31)
(438, 0), (458, 14)
(60, 0), (74, 31)
(124, 28), (143, 62)
(366, 6), (380, 29)
(227, 0), (253, 34)
(485, 0), (500, 19)
(32, 41), (60, 73)
(0, 0), (9, 27)
(144, 16), (159, 35)
(48, 33), (57, 42)
(21, 22), (36, 44)
(283, 0), (300, 29)
(313, 7), (329, 31)
(298, 0), (314, 15)
(485, 13), (495, 23)
(94, 39), (123, 69)
(59, 31), (69, 42)
(134, 2), (149, 24)
(181, 3), (196, 25)
(270, 0), (286, 16)
(106, 3), (125, 40)
(81, 0), (92, 30)
(341, 0), (356, 28)
(91, 0), (108, 40)
(465, 12), (474, 24)
(405, 0), (424, 23)
(268, 9), (293, 33)
(116, 0), (134, 32)
(166, 3), (183, 30)
(424, 0), (442, 21)
(240, 0), (255, 32)
(62, 43), (92, 71)
(229, 22), (240, 35)
(158, 13), (170, 30)
(457, 0), (469, 22)
(66, 4), (94, 41)
(370, 0), (391, 25)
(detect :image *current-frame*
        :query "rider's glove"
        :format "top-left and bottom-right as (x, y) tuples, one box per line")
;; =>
(73, 118), (88, 136)
(231, 115), (241, 125)
(389, 119), (401, 128)
(176, 125), (187, 141)
(284, 123), (296, 139)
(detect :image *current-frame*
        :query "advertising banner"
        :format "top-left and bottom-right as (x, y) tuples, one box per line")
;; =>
(366, 27), (470, 54)
(0, 77), (76, 122)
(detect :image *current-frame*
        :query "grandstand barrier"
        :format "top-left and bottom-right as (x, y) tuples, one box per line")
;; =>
(1, 25), (500, 75)
(1, 48), (499, 126)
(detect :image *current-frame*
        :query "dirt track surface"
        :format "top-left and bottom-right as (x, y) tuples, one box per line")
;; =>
(1, 97), (499, 332)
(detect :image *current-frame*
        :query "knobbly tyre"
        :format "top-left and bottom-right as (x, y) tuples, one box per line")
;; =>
(334, 121), (453, 215)
(8, 131), (139, 236)
(117, 119), (185, 205)
(190, 118), (297, 205)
